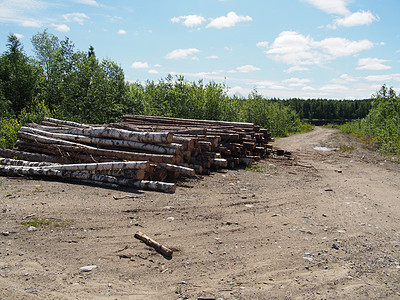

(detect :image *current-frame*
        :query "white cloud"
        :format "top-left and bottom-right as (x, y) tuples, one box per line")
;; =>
(302, 86), (315, 91)
(235, 65), (261, 73)
(171, 14), (206, 27)
(256, 41), (269, 48)
(165, 48), (200, 60)
(63, 12), (89, 25)
(52, 24), (70, 32)
(117, 29), (127, 35)
(0, 0), (46, 27)
(331, 11), (378, 28)
(365, 74), (400, 82)
(302, 0), (350, 15)
(284, 66), (310, 73)
(131, 61), (149, 69)
(154, 64), (161, 68)
(13, 33), (24, 39)
(263, 31), (373, 70)
(283, 77), (311, 86)
(74, 0), (99, 6)
(206, 55), (219, 59)
(21, 20), (41, 27)
(320, 84), (349, 91)
(206, 11), (252, 29)
(148, 69), (159, 74)
(316, 37), (373, 57)
(332, 73), (358, 84)
(356, 57), (391, 70)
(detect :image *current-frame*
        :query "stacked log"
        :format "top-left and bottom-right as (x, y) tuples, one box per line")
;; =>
(0, 116), (274, 193)
(121, 115), (273, 172)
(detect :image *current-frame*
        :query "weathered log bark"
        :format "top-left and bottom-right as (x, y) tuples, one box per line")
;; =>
(134, 231), (173, 257)
(17, 133), (178, 164)
(0, 148), (69, 163)
(20, 127), (178, 155)
(0, 165), (131, 186)
(0, 158), (55, 167)
(15, 140), (117, 163)
(39, 123), (174, 144)
(44, 161), (149, 172)
(132, 180), (176, 193)
(124, 115), (255, 130)
(44, 117), (92, 129)
(0, 165), (175, 192)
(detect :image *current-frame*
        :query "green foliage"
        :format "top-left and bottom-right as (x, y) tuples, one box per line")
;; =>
(0, 34), (40, 115)
(0, 117), (20, 149)
(242, 90), (304, 136)
(0, 99), (51, 149)
(283, 98), (372, 124)
(341, 85), (400, 154)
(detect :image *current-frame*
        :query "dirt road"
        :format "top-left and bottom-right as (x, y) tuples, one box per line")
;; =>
(1, 127), (399, 299)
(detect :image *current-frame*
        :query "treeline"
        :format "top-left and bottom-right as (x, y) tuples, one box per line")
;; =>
(282, 98), (372, 124)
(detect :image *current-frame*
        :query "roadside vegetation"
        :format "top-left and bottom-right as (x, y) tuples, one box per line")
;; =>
(0, 31), (399, 155)
(341, 85), (400, 155)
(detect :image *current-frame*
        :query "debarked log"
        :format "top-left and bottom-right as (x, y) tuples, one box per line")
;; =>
(134, 231), (173, 257)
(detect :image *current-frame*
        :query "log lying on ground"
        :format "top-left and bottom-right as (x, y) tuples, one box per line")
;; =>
(43, 161), (149, 172)
(0, 165), (175, 193)
(134, 231), (173, 257)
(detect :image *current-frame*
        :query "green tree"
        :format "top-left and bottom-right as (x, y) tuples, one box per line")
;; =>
(0, 34), (39, 115)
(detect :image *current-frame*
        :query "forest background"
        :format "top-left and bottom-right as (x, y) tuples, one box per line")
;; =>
(0, 32), (399, 154)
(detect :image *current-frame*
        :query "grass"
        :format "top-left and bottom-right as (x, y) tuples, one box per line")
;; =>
(22, 217), (73, 229)
(339, 144), (355, 153)
(245, 162), (266, 173)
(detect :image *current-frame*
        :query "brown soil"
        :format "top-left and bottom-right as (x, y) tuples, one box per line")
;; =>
(1, 127), (399, 299)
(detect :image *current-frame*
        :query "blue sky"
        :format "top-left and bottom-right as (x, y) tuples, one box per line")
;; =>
(1, 0), (399, 99)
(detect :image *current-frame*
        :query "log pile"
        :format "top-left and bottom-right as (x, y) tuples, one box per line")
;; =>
(0, 116), (274, 193)
(120, 114), (274, 172)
